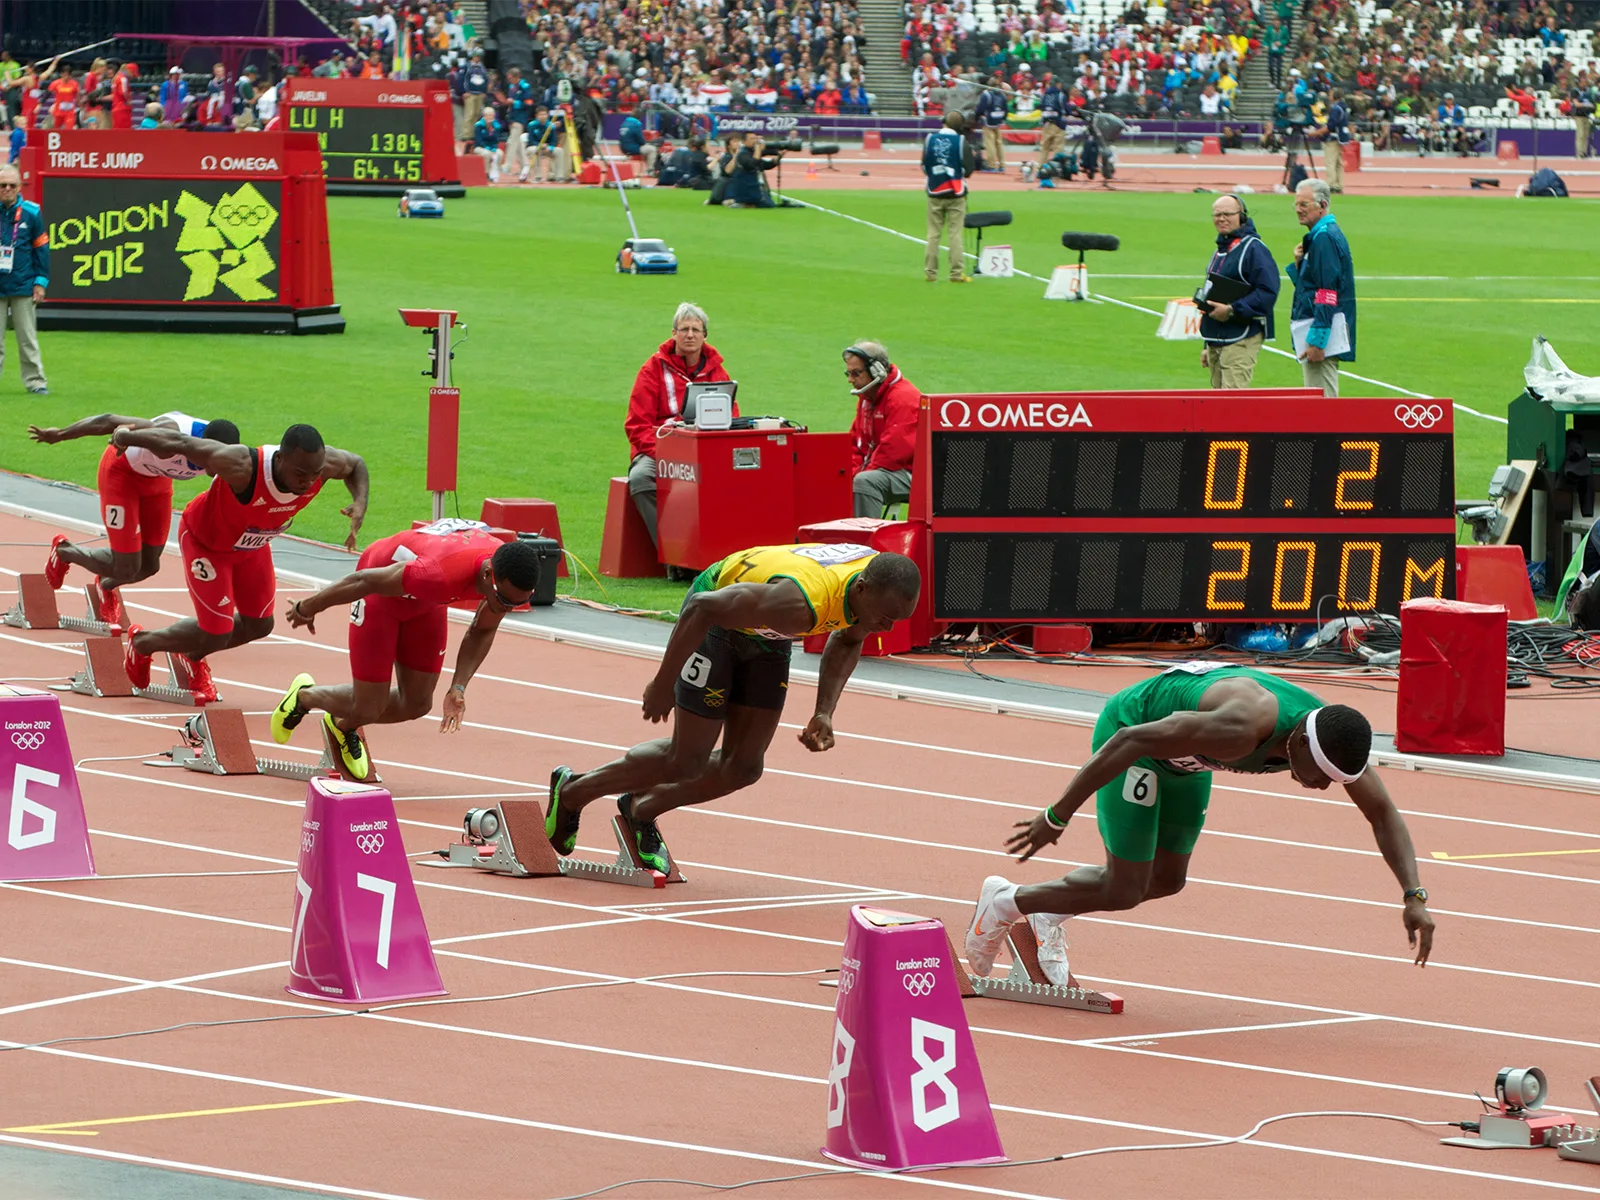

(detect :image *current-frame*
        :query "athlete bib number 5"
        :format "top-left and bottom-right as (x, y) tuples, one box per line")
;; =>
(680, 653), (712, 687)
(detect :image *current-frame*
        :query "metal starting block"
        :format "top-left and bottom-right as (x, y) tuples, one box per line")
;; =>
(944, 923), (1124, 1014)
(1557, 1078), (1600, 1163)
(4, 577), (127, 634)
(58, 637), (222, 706)
(146, 705), (380, 783)
(434, 800), (686, 888)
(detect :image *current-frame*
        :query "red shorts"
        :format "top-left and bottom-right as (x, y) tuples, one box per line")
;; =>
(97, 445), (174, 554)
(347, 595), (449, 684)
(179, 521), (277, 635)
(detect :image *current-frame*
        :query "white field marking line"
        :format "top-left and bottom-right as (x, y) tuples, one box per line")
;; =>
(1080, 1015), (1381, 1045)
(676, 805), (1600, 937)
(787, 194), (1510, 423)
(0, 1047), (1064, 1200)
(470, 671), (1600, 845)
(0, 1138), (423, 1200)
(0, 957), (286, 1020)
(429, 916), (651, 945)
(389, 792), (543, 802)
(0, 883), (288, 932)
(9, 1025), (1600, 1194)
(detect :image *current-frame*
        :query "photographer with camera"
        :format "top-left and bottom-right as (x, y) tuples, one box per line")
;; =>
(724, 131), (787, 208)
(923, 110), (974, 283)
(1195, 194), (1279, 390)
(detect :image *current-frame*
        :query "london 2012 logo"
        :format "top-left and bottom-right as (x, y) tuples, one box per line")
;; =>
(355, 833), (385, 854)
(175, 182), (279, 302)
(10, 731), (46, 751)
(902, 971), (937, 997)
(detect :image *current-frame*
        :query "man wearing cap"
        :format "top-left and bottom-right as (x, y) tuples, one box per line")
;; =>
(1436, 91), (1468, 154)
(964, 664), (1435, 988)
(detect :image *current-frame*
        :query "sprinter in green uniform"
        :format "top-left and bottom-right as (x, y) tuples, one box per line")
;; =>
(965, 664), (1435, 983)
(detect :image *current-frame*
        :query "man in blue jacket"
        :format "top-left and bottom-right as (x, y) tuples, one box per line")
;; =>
(974, 76), (1008, 172)
(1197, 193), (1279, 388)
(471, 107), (502, 182)
(0, 164), (48, 394)
(923, 110), (973, 282)
(1287, 178), (1355, 397)
(1036, 75), (1068, 185)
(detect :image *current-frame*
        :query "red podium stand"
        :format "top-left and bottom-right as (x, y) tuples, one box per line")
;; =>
(655, 427), (851, 571)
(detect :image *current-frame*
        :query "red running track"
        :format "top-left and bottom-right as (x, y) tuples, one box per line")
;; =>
(2, 509), (1599, 1199)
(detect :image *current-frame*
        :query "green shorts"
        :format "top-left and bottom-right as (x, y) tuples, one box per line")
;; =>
(1091, 707), (1213, 863)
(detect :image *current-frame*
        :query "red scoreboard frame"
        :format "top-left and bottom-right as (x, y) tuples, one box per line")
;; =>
(906, 388), (1457, 631)
(21, 130), (341, 334)
(281, 78), (459, 194)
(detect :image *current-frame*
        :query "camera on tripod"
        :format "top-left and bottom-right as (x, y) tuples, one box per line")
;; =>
(765, 138), (804, 153)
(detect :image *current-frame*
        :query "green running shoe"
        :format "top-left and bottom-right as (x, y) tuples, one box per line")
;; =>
(323, 712), (370, 780)
(545, 766), (580, 855)
(271, 672), (315, 745)
(619, 793), (669, 874)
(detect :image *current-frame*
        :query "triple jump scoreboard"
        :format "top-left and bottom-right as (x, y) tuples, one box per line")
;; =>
(916, 391), (1457, 622)
(281, 79), (460, 196)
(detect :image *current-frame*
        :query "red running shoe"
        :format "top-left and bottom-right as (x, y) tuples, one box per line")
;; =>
(98, 586), (127, 629)
(124, 625), (153, 689)
(44, 534), (70, 589)
(177, 654), (217, 705)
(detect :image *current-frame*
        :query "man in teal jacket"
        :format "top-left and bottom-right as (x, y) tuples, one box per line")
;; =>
(0, 163), (48, 394)
(1286, 177), (1355, 397)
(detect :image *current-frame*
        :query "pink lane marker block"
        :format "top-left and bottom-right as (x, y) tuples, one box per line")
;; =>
(0, 686), (95, 882)
(287, 776), (445, 1005)
(822, 905), (1005, 1171)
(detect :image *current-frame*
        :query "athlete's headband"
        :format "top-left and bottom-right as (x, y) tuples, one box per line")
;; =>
(1304, 707), (1364, 784)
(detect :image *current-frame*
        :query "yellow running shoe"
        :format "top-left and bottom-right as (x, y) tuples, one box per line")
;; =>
(323, 712), (370, 780)
(271, 673), (315, 745)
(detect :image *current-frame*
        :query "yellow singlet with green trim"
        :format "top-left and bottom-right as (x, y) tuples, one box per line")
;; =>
(694, 543), (878, 640)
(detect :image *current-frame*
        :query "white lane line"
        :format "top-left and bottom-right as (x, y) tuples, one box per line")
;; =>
(0, 1139), (423, 1200)
(7, 1032), (1600, 1194)
(0, 957), (286, 1019)
(1080, 1015), (1381, 1045)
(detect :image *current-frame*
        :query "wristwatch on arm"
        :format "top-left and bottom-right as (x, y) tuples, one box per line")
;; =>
(1403, 887), (1427, 904)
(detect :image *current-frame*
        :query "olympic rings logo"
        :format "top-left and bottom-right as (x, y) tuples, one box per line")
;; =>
(301, 830), (316, 852)
(1395, 404), (1445, 429)
(836, 968), (856, 996)
(355, 833), (385, 855)
(10, 731), (45, 751)
(902, 972), (936, 997)
(215, 202), (272, 227)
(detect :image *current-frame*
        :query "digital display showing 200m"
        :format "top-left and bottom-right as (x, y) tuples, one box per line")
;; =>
(286, 105), (424, 182)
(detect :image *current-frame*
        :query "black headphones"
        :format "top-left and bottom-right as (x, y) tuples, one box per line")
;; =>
(1223, 193), (1249, 221)
(843, 345), (889, 394)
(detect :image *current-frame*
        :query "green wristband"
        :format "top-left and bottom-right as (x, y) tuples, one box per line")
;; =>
(1042, 807), (1067, 830)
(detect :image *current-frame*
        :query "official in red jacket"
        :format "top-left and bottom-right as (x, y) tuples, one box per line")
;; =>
(625, 302), (735, 548)
(844, 342), (920, 517)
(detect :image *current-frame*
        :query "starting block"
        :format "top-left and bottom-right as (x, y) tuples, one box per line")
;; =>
(435, 799), (685, 888)
(1557, 1079), (1600, 1163)
(60, 638), (221, 707)
(944, 922), (1123, 1014)
(148, 706), (381, 783)
(2, 574), (61, 630)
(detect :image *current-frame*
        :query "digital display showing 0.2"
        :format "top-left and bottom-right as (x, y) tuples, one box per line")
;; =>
(933, 532), (1455, 621)
(931, 432), (1453, 520)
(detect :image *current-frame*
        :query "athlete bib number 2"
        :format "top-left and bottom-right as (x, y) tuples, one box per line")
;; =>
(1123, 768), (1157, 808)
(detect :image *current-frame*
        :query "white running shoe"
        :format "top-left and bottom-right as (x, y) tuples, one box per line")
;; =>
(964, 875), (1019, 978)
(1028, 912), (1071, 987)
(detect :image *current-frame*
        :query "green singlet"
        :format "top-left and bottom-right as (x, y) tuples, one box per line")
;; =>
(1092, 664), (1322, 863)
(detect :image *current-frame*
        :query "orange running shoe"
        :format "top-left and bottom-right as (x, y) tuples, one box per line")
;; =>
(124, 625), (153, 689)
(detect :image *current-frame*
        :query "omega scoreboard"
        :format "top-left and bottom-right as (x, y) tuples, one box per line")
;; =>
(281, 78), (460, 196)
(916, 390), (1456, 622)
(21, 130), (341, 334)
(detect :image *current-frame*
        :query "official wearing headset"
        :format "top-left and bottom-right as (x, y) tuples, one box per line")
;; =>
(844, 342), (922, 518)
(1195, 192), (1280, 390)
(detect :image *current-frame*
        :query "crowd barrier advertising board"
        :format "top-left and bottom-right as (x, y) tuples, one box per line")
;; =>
(281, 78), (460, 196)
(21, 130), (342, 334)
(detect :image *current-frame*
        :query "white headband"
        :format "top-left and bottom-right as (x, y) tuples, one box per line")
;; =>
(1304, 708), (1364, 784)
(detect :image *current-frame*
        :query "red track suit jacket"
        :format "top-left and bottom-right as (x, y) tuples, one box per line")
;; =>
(625, 338), (735, 459)
(849, 368), (920, 475)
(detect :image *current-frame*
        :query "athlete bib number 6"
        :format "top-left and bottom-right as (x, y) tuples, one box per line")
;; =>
(1123, 768), (1157, 807)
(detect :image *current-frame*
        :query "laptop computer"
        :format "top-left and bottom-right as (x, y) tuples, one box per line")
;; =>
(684, 380), (738, 429)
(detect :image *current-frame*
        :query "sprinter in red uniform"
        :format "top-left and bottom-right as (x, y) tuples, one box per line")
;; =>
(267, 518), (543, 777)
(114, 422), (368, 703)
(29, 411), (240, 620)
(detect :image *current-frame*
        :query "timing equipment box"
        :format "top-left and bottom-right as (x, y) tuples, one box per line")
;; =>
(22, 130), (342, 334)
(515, 535), (562, 607)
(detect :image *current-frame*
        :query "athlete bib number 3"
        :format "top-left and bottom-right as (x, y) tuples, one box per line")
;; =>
(1123, 768), (1157, 808)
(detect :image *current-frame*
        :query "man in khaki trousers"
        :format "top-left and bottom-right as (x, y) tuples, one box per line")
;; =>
(923, 111), (973, 283)
(1197, 192), (1279, 389)
(0, 166), (48, 394)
